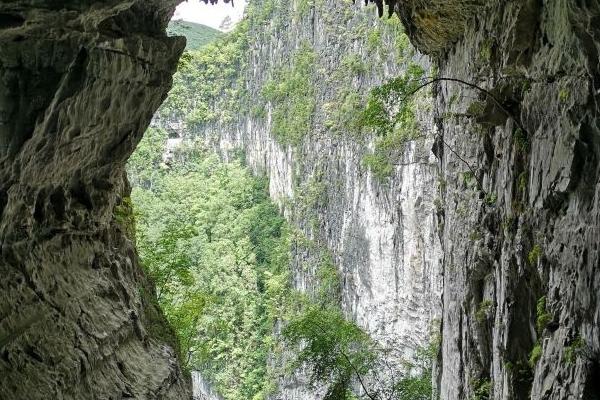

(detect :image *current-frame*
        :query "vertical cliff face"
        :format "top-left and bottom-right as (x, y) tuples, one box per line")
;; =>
(396, 0), (600, 399)
(160, 0), (600, 398)
(0, 1), (191, 399)
(157, 0), (443, 397)
(220, 0), (443, 360)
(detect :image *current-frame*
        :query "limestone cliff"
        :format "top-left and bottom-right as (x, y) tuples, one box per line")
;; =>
(395, 1), (600, 399)
(157, 0), (600, 399)
(0, 1), (190, 399)
(154, 0), (443, 397)
(208, 0), (443, 361)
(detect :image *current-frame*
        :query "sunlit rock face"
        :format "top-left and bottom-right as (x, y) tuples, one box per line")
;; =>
(191, 371), (222, 400)
(396, 0), (600, 398)
(0, 1), (191, 399)
(158, 0), (444, 398)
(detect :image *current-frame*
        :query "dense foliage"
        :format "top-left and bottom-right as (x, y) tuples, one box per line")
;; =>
(283, 306), (375, 400)
(128, 133), (292, 399)
(161, 22), (249, 128)
(261, 43), (316, 145)
(283, 305), (437, 400)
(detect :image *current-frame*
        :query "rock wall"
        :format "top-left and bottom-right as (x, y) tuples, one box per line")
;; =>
(394, 0), (600, 399)
(3, 0), (595, 399)
(0, 1), (191, 399)
(191, 371), (223, 400)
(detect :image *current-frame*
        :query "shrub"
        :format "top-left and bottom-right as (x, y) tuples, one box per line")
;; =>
(535, 296), (551, 334)
(363, 153), (394, 181)
(472, 378), (492, 400)
(528, 244), (542, 265)
(359, 64), (425, 181)
(529, 343), (542, 367)
(366, 28), (382, 53)
(476, 300), (494, 324)
(565, 336), (585, 364)
(283, 306), (436, 400)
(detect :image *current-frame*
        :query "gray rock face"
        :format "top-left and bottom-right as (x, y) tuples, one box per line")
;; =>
(0, 1), (191, 399)
(191, 371), (223, 400)
(405, 0), (600, 398)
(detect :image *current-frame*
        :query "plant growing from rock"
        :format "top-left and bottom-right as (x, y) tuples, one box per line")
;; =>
(476, 300), (494, 324)
(283, 306), (436, 400)
(262, 42), (316, 146)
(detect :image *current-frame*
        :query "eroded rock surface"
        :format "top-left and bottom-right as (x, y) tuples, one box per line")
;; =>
(0, 1), (190, 399)
(393, 0), (600, 398)
(1, 0), (598, 399)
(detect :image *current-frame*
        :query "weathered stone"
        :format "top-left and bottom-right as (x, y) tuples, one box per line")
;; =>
(1, 0), (598, 399)
(424, 0), (600, 398)
(0, 1), (191, 399)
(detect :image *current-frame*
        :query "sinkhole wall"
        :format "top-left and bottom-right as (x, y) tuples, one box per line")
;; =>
(153, 0), (443, 397)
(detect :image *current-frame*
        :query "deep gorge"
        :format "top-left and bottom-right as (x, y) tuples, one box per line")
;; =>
(0, 0), (599, 400)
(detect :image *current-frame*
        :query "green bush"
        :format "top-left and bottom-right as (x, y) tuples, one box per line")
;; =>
(535, 296), (551, 334)
(296, 0), (314, 17)
(114, 196), (136, 239)
(366, 28), (382, 53)
(323, 89), (363, 136)
(359, 64), (425, 181)
(363, 153), (394, 181)
(476, 300), (494, 324)
(528, 343), (542, 367)
(283, 306), (374, 400)
(472, 378), (492, 400)
(528, 244), (543, 265)
(565, 336), (585, 364)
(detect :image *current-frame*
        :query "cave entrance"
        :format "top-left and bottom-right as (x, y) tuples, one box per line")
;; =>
(124, 1), (437, 399)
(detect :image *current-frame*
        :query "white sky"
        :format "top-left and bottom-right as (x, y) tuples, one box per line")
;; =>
(172, 0), (247, 31)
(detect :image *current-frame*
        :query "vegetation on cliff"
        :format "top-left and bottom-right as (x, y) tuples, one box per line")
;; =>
(161, 0), (425, 183)
(128, 130), (435, 399)
(127, 0), (436, 398)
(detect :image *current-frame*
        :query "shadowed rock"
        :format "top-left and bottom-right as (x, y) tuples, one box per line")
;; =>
(0, 1), (190, 399)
